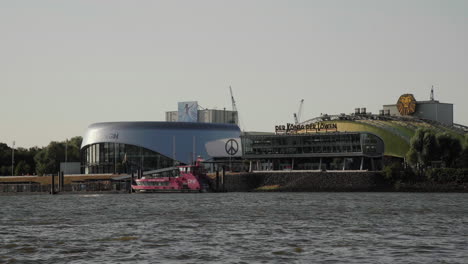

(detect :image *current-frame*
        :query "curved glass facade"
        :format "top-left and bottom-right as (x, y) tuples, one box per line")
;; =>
(81, 143), (175, 174)
(80, 121), (242, 174)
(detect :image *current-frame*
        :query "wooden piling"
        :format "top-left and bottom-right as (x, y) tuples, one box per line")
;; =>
(57, 171), (60, 192)
(129, 172), (134, 193)
(216, 168), (219, 191)
(60, 171), (64, 191)
(50, 174), (55, 194)
(222, 166), (226, 192)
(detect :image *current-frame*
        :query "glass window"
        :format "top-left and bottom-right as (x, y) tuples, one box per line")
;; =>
(96, 144), (100, 163)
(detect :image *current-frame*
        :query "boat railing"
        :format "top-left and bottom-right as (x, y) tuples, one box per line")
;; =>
(143, 166), (180, 176)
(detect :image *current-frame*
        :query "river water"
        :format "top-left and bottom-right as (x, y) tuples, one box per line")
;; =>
(0, 192), (467, 263)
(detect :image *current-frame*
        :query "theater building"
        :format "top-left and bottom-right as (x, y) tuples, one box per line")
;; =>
(241, 131), (384, 171)
(81, 122), (242, 174)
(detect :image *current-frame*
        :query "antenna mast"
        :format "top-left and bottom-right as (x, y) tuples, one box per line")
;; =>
(430, 85), (434, 101)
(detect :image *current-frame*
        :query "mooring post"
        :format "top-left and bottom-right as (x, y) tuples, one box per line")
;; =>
(129, 172), (134, 193)
(57, 171), (61, 192)
(61, 171), (64, 191)
(58, 171), (64, 192)
(50, 173), (55, 194)
(222, 165), (226, 192)
(216, 167), (219, 191)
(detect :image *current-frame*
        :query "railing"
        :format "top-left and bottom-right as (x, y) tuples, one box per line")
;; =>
(0, 184), (50, 193)
(0, 182), (131, 193)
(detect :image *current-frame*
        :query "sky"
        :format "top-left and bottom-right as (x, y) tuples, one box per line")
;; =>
(1, 0), (467, 148)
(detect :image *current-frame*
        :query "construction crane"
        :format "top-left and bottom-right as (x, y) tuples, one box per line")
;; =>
(229, 86), (237, 112)
(228, 86), (245, 130)
(293, 99), (304, 124)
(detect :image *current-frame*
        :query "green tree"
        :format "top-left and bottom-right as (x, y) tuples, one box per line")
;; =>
(0, 166), (11, 176)
(34, 148), (52, 176)
(34, 141), (65, 175)
(13, 147), (39, 175)
(422, 131), (439, 165)
(0, 143), (12, 176)
(65, 136), (82, 162)
(458, 134), (468, 168)
(0, 138), (80, 176)
(383, 162), (403, 182)
(406, 147), (419, 167)
(33, 137), (82, 175)
(14, 160), (31, 176)
(407, 128), (439, 169)
(436, 133), (462, 168)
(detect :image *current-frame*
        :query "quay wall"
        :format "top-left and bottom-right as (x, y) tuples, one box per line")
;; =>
(222, 171), (386, 192)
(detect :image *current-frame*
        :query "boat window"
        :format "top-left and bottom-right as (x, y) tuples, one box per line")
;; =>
(141, 181), (170, 186)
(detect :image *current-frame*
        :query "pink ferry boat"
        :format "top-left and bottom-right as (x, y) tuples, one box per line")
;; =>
(131, 160), (208, 193)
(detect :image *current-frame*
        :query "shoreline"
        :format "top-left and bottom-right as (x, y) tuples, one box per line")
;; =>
(1, 171), (468, 194)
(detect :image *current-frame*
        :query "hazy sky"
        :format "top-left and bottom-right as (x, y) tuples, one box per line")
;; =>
(1, 0), (467, 148)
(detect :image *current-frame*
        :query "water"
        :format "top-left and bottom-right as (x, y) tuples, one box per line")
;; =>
(0, 193), (467, 264)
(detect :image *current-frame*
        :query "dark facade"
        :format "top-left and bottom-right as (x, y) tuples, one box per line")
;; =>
(241, 132), (384, 171)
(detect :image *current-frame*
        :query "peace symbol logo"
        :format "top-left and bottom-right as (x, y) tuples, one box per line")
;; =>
(225, 139), (239, 156)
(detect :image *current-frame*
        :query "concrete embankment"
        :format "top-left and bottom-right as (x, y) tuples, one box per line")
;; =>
(3, 171), (467, 193)
(222, 171), (387, 192)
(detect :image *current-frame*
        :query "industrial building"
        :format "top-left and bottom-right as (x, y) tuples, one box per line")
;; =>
(165, 101), (238, 125)
(382, 91), (453, 125)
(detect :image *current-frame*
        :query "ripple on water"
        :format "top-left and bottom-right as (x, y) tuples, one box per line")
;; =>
(16, 246), (38, 254)
(0, 193), (467, 263)
(2, 244), (19, 249)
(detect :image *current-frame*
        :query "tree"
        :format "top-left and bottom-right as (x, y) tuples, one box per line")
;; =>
(34, 141), (65, 175)
(14, 160), (31, 176)
(34, 148), (52, 176)
(421, 131), (439, 165)
(65, 136), (83, 162)
(0, 138), (81, 176)
(407, 128), (466, 170)
(383, 162), (403, 182)
(0, 166), (11, 176)
(406, 148), (419, 167)
(33, 138), (82, 175)
(407, 128), (438, 169)
(458, 134), (468, 168)
(0, 143), (12, 176)
(436, 133), (462, 168)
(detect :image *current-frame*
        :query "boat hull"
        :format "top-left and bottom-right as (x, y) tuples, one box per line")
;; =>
(131, 161), (209, 193)
(131, 187), (201, 193)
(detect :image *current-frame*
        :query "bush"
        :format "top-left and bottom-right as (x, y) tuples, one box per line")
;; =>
(426, 168), (468, 183)
(383, 163), (403, 182)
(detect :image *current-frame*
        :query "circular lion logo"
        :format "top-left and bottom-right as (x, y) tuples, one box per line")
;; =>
(396, 94), (416, 116)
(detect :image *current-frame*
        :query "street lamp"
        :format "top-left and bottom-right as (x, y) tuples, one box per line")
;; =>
(11, 141), (15, 176)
